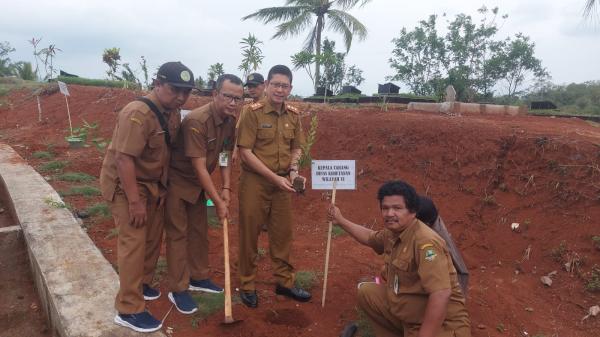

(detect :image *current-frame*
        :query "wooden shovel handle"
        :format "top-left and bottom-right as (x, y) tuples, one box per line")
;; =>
(223, 218), (233, 320)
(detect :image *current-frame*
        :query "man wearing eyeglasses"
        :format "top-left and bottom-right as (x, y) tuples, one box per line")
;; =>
(164, 74), (244, 315)
(100, 61), (194, 333)
(236, 64), (309, 308)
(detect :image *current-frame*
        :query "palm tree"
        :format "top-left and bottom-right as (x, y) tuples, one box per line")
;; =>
(584, 0), (597, 17)
(242, 0), (371, 93)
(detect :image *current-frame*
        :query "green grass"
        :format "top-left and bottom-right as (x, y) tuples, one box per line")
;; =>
(191, 292), (225, 324)
(356, 308), (375, 337)
(59, 185), (101, 197)
(105, 228), (119, 240)
(57, 172), (96, 183)
(32, 151), (54, 160)
(151, 257), (167, 284)
(86, 202), (110, 217)
(295, 270), (318, 290)
(586, 265), (600, 292)
(38, 160), (69, 172)
(55, 76), (140, 89)
(43, 196), (70, 209)
(0, 77), (45, 96)
(332, 225), (347, 238)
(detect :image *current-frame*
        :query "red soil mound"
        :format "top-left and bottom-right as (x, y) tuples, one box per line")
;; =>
(1, 84), (599, 337)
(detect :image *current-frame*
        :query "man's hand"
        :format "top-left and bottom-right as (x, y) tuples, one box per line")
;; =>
(273, 175), (296, 192)
(215, 199), (229, 221)
(128, 199), (147, 227)
(220, 189), (231, 207)
(327, 205), (344, 225)
(231, 147), (239, 165)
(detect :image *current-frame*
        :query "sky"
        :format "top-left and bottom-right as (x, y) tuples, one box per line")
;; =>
(1, 0), (599, 96)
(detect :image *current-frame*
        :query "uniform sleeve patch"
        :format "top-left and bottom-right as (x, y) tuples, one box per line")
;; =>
(420, 243), (434, 250)
(129, 117), (143, 126)
(190, 127), (200, 134)
(424, 248), (437, 262)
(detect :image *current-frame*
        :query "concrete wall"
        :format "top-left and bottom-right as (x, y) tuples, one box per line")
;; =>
(0, 143), (164, 337)
(407, 101), (528, 116)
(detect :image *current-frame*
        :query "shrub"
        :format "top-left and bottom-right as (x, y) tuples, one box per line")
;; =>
(38, 160), (69, 172)
(295, 270), (317, 290)
(191, 292), (225, 324)
(32, 151), (53, 159)
(60, 185), (101, 197)
(86, 202), (110, 217)
(57, 172), (96, 183)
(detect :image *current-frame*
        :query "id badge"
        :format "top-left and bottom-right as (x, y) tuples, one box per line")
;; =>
(219, 151), (229, 167)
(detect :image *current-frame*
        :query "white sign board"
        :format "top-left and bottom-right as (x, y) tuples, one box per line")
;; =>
(57, 81), (70, 96)
(311, 160), (356, 190)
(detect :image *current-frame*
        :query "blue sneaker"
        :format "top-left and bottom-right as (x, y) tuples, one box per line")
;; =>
(168, 291), (198, 314)
(143, 284), (161, 301)
(188, 278), (224, 293)
(114, 311), (162, 332)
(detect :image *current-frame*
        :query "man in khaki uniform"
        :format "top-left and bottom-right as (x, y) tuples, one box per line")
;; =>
(328, 180), (471, 337)
(100, 62), (195, 333)
(165, 74), (243, 314)
(236, 65), (310, 308)
(232, 72), (265, 163)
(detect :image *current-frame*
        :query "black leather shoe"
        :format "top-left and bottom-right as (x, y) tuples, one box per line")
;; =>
(275, 284), (311, 302)
(339, 322), (358, 337)
(240, 291), (258, 308)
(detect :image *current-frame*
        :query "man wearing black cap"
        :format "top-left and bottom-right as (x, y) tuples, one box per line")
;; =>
(244, 72), (265, 103)
(100, 61), (195, 333)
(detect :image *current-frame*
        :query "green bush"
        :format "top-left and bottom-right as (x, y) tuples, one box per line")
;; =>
(295, 270), (317, 290)
(191, 292), (225, 323)
(86, 202), (110, 217)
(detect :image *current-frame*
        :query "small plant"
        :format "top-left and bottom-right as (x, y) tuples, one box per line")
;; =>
(496, 323), (505, 332)
(592, 236), (600, 250)
(86, 202), (110, 217)
(67, 120), (99, 142)
(105, 228), (119, 240)
(60, 185), (101, 197)
(191, 292), (225, 323)
(585, 265), (600, 292)
(295, 270), (317, 290)
(151, 257), (167, 284)
(43, 196), (70, 209)
(551, 241), (567, 262)
(332, 225), (347, 238)
(298, 113), (318, 169)
(57, 172), (96, 183)
(257, 247), (267, 258)
(38, 160), (69, 172)
(32, 151), (53, 159)
(482, 194), (497, 205)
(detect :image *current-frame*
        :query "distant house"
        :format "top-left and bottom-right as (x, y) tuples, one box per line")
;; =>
(315, 86), (333, 97)
(378, 83), (400, 94)
(341, 85), (361, 95)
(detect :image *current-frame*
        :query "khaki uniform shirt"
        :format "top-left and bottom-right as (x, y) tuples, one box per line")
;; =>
(236, 98), (305, 175)
(100, 92), (180, 200)
(169, 102), (236, 203)
(367, 219), (470, 328)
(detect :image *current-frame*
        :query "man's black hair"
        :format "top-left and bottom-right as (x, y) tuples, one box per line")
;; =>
(267, 65), (293, 83)
(416, 196), (438, 226)
(377, 180), (420, 213)
(215, 74), (243, 91)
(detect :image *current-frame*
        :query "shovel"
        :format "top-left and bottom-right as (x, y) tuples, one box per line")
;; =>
(221, 218), (242, 325)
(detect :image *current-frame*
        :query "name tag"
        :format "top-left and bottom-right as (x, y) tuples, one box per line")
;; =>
(260, 124), (272, 128)
(219, 151), (229, 167)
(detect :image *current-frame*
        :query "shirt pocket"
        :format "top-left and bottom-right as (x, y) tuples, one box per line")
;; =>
(257, 128), (275, 139)
(148, 133), (164, 148)
(391, 258), (419, 293)
(282, 125), (295, 140)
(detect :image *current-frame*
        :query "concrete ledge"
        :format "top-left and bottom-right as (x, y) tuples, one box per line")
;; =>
(407, 101), (528, 116)
(0, 143), (164, 337)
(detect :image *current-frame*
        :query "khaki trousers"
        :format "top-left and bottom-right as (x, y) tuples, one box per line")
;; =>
(112, 189), (163, 314)
(238, 170), (294, 291)
(164, 190), (210, 292)
(357, 283), (471, 337)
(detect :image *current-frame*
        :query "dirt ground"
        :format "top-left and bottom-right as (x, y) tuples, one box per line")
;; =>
(0, 187), (51, 337)
(0, 84), (599, 337)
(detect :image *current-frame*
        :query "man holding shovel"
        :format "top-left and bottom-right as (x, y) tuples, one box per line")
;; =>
(236, 64), (309, 308)
(165, 74), (243, 315)
(327, 180), (471, 337)
(100, 61), (194, 333)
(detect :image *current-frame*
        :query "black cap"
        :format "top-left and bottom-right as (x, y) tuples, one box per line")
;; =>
(157, 61), (195, 88)
(244, 73), (264, 86)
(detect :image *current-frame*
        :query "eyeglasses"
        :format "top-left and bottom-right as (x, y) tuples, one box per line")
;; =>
(219, 92), (244, 104)
(269, 82), (291, 90)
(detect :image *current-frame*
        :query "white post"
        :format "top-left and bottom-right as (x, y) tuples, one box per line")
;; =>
(36, 96), (42, 122)
(64, 95), (73, 136)
(321, 180), (337, 307)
